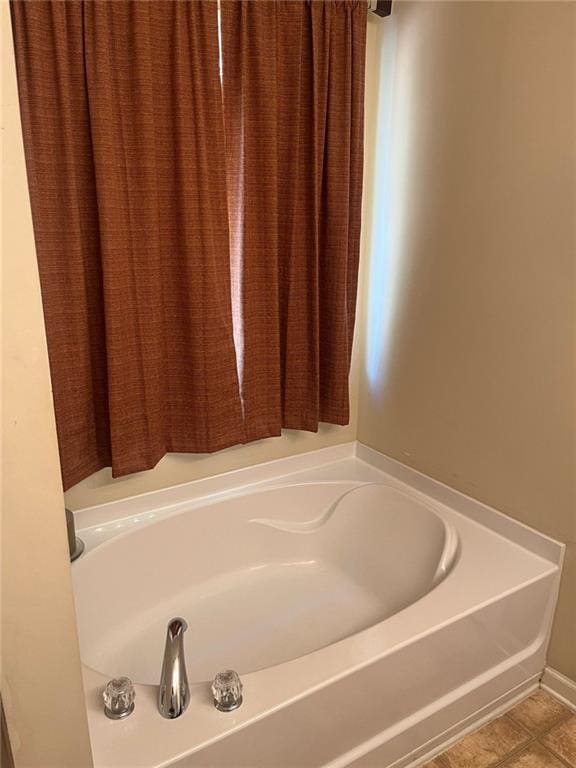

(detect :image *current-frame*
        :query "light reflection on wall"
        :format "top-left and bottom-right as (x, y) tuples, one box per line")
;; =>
(363, 14), (412, 396)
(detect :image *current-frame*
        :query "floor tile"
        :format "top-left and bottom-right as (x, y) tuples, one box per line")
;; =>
(507, 692), (572, 735)
(420, 760), (444, 768)
(500, 743), (566, 768)
(541, 715), (576, 767)
(437, 715), (531, 768)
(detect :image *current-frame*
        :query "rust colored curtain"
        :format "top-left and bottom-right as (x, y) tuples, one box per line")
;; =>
(11, 0), (367, 489)
(221, 0), (367, 440)
(11, 0), (245, 488)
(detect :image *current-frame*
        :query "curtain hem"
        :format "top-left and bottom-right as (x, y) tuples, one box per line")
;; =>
(65, 419), (351, 489)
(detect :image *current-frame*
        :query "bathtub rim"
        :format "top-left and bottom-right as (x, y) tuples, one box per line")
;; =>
(71, 441), (563, 564)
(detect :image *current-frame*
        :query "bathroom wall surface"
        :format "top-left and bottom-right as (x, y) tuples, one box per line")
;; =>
(358, 2), (575, 680)
(1, 6), (93, 766)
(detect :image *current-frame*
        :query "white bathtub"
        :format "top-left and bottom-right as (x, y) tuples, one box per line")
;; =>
(73, 443), (563, 768)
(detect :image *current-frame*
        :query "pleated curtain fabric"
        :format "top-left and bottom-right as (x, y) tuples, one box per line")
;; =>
(221, 0), (367, 441)
(11, 0), (245, 488)
(11, 0), (367, 489)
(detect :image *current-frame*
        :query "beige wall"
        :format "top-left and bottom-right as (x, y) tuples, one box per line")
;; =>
(358, 2), (575, 679)
(1, 5), (93, 766)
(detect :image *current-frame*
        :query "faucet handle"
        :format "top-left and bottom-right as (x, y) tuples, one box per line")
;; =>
(103, 676), (135, 719)
(212, 670), (243, 712)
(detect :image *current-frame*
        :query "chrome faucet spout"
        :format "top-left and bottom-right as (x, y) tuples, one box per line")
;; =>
(158, 617), (190, 719)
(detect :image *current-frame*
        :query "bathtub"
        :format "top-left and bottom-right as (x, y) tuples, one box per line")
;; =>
(73, 443), (563, 768)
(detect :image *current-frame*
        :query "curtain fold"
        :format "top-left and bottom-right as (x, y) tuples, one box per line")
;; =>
(11, 0), (367, 489)
(221, 0), (367, 438)
(11, 0), (245, 488)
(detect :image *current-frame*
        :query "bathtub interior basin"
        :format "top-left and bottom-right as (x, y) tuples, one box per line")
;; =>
(74, 483), (457, 685)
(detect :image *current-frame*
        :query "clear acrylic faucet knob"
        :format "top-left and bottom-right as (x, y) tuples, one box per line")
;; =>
(211, 670), (243, 712)
(103, 676), (135, 719)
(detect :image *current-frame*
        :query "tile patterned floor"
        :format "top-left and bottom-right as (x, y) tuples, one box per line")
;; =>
(423, 691), (576, 768)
